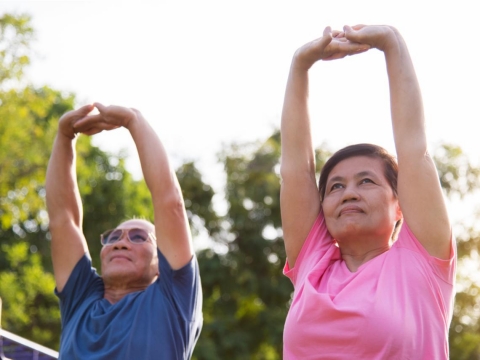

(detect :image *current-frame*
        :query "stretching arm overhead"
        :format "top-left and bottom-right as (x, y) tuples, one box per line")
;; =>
(46, 105), (93, 292)
(280, 27), (369, 267)
(344, 25), (451, 259)
(74, 104), (193, 270)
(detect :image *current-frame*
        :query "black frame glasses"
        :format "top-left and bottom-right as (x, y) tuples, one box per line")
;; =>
(100, 228), (156, 246)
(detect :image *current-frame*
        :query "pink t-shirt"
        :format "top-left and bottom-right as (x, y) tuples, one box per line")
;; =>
(283, 211), (456, 360)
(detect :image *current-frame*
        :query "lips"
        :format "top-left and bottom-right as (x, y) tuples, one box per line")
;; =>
(339, 205), (364, 216)
(110, 255), (131, 262)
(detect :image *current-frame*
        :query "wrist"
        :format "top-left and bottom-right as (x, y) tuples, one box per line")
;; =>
(122, 108), (139, 130)
(57, 127), (78, 141)
(376, 26), (400, 53)
(124, 108), (145, 132)
(292, 50), (314, 72)
(55, 131), (78, 150)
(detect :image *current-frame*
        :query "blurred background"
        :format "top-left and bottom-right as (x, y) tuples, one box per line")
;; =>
(1, 1), (479, 358)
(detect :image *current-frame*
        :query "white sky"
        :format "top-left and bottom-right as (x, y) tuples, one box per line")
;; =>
(2, 0), (480, 225)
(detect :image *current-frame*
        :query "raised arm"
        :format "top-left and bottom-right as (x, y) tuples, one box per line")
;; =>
(74, 104), (193, 270)
(280, 27), (369, 267)
(344, 25), (451, 259)
(46, 105), (94, 292)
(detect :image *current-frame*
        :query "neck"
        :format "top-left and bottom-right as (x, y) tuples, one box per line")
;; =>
(103, 284), (148, 304)
(340, 244), (391, 272)
(103, 275), (156, 304)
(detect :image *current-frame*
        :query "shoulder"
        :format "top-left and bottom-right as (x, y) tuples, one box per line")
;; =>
(284, 211), (340, 286)
(56, 254), (102, 297)
(391, 221), (456, 284)
(157, 249), (201, 296)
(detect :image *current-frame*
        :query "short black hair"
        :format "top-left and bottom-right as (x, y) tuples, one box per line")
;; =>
(318, 143), (398, 200)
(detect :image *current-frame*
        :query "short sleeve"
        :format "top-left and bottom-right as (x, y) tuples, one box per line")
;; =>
(156, 249), (202, 322)
(393, 221), (456, 285)
(283, 210), (340, 288)
(55, 255), (104, 326)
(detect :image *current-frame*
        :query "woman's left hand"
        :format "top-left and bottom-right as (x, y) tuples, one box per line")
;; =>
(343, 25), (398, 53)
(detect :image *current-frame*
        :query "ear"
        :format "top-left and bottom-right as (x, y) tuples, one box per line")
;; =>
(395, 202), (403, 221)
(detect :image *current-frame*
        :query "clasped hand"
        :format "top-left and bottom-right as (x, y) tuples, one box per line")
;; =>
(58, 103), (137, 138)
(294, 24), (396, 70)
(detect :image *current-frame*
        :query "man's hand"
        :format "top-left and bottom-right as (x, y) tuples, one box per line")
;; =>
(73, 103), (138, 136)
(293, 26), (370, 71)
(58, 104), (95, 139)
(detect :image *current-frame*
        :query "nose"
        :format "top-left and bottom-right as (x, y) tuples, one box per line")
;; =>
(341, 184), (359, 203)
(112, 230), (130, 249)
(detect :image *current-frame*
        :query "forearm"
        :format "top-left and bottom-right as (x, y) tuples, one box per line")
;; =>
(281, 27), (370, 180)
(126, 112), (182, 206)
(280, 57), (317, 180)
(126, 111), (193, 268)
(46, 134), (83, 228)
(381, 27), (451, 258)
(383, 27), (427, 157)
(280, 56), (322, 267)
(280, 26), (371, 266)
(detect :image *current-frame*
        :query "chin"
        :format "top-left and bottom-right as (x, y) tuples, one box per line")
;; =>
(103, 265), (135, 281)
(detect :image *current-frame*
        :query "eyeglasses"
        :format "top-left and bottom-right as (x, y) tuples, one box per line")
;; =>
(100, 228), (156, 246)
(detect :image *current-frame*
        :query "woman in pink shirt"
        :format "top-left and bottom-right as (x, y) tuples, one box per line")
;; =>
(280, 25), (455, 359)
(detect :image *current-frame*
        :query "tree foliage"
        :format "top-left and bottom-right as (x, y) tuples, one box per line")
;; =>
(0, 242), (59, 349)
(193, 133), (287, 359)
(192, 133), (333, 359)
(0, 13), (33, 86)
(434, 145), (480, 358)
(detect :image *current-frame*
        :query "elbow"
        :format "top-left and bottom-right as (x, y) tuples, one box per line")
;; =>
(154, 187), (186, 215)
(396, 136), (428, 160)
(280, 159), (316, 184)
(47, 215), (82, 234)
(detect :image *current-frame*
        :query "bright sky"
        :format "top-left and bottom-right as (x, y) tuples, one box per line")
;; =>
(2, 0), (480, 225)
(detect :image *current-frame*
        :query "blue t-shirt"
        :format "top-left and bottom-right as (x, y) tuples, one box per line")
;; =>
(55, 249), (203, 360)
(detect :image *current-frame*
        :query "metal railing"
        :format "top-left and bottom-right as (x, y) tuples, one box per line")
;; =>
(0, 329), (58, 360)
(0, 297), (58, 360)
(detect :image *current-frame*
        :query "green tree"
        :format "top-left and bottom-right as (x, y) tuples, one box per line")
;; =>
(193, 132), (332, 359)
(0, 242), (59, 349)
(0, 86), (75, 270)
(193, 132), (286, 359)
(0, 13), (33, 86)
(434, 144), (480, 359)
(176, 161), (220, 238)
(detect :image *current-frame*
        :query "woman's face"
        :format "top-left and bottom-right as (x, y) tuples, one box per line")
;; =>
(321, 156), (402, 243)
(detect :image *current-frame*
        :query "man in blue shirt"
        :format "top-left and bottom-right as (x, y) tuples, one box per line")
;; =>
(46, 103), (203, 359)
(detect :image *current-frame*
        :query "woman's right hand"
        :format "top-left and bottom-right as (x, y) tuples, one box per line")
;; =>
(293, 26), (370, 71)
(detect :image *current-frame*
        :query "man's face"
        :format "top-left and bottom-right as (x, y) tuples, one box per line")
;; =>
(100, 219), (159, 288)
